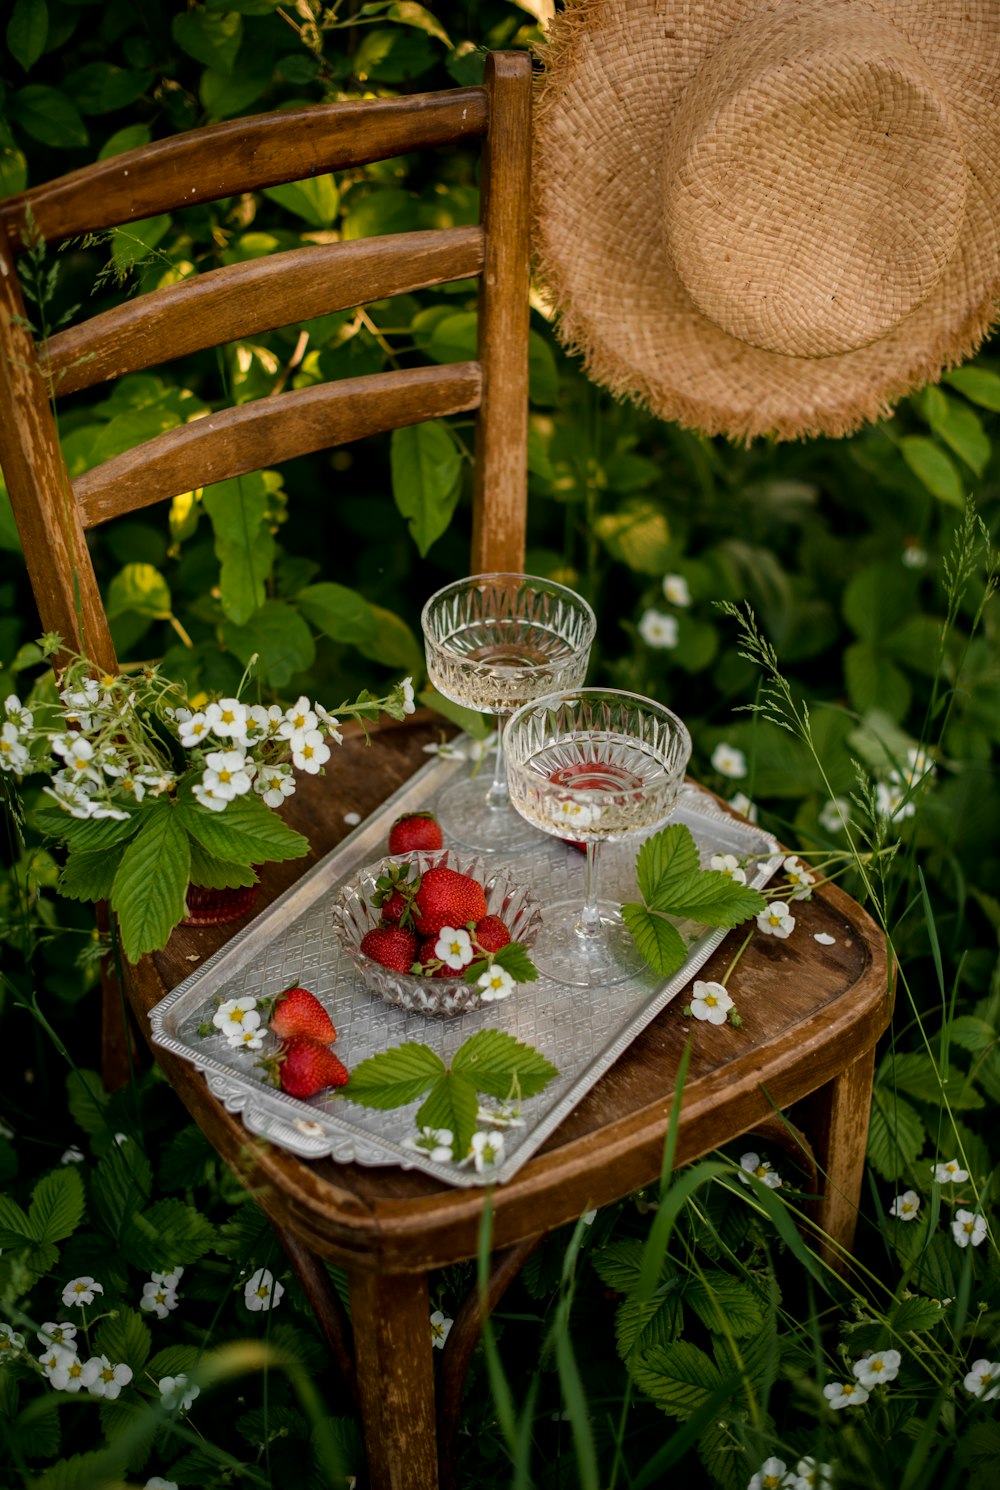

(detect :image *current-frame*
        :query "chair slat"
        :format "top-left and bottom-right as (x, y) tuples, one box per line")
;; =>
(75, 362), (482, 529)
(0, 89), (488, 252)
(47, 227), (485, 395)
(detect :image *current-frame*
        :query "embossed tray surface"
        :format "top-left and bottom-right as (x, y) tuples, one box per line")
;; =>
(149, 749), (782, 1187)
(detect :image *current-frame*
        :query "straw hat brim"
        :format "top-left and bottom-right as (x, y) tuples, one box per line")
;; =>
(533, 0), (1000, 442)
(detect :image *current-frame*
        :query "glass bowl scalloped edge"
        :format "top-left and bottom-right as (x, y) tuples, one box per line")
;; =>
(331, 848), (544, 1018)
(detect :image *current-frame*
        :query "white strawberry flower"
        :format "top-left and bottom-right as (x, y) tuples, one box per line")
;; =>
(61, 1276), (104, 1308)
(823, 1379), (869, 1409)
(0, 722), (30, 773)
(748, 1458), (791, 1490)
(158, 1373), (200, 1411)
(638, 608), (679, 649)
(819, 796), (850, 833)
(279, 695), (317, 738)
(0, 1323), (25, 1356)
(228, 1027), (265, 1052)
(50, 1354), (100, 1393)
(690, 979), (733, 1025)
(203, 748), (254, 798)
(144, 1479), (180, 1490)
(178, 711), (212, 748)
(192, 781), (229, 812)
(151, 1267), (184, 1289)
(43, 777), (98, 818)
(952, 1209), (987, 1248)
(710, 852), (747, 885)
(430, 1309), (453, 1349)
(37, 1322), (77, 1350)
(476, 1104), (525, 1129)
(661, 573), (691, 607)
(402, 1127), (454, 1162)
(782, 855), (815, 899)
(400, 677), (416, 714)
(256, 764), (296, 807)
(53, 734), (99, 781)
(290, 728), (330, 773)
(87, 1355), (133, 1399)
(466, 1130), (505, 1172)
(205, 697), (248, 740)
(853, 1349), (901, 1389)
(243, 1267), (284, 1312)
(728, 791), (758, 822)
(791, 1458), (833, 1490)
(140, 1281), (179, 1318)
(933, 1158), (969, 1183)
(3, 693), (32, 729)
(213, 997), (260, 1034)
(963, 1359), (1000, 1401)
(477, 965), (516, 1002)
(889, 1190), (920, 1220)
(39, 1342), (77, 1378)
(712, 742), (747, 779)
(316, 703), (343, 743)
(246, 703), (284, 742)
(757, 901), (795, 938)
(435, 926), (474, 971)
(739, 1152), (782, 1189)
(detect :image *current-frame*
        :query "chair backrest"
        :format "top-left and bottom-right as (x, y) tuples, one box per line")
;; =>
(0, 52), (531, 675)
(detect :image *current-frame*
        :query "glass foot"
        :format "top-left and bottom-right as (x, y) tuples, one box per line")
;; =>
(531, 899), (648, 987)
(435, 769), (540, 854)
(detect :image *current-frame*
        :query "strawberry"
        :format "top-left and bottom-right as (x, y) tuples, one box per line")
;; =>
(416, 937), (449, 977)
(379, 888), (410, 925)
(412, 866), (487, 937)
(268, 985), (336, 1044)
(276, 1035), (349, 1098)
(388, 811), (443, 855)
(360, 924), (419, 972)
(473, 915), (511, 953)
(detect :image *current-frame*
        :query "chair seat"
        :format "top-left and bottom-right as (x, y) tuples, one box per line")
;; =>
(128, 713), (890, 1278)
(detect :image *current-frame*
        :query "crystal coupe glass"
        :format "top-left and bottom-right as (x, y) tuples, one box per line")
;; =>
(504, 688), (692, 986)
(421, 574), (596, 852)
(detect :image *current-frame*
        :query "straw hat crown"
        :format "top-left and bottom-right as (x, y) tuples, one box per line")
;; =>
(534, 0), (1000, 441)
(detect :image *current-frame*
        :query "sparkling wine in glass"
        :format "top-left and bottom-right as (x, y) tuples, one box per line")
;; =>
(504, 688), (692, 985)
(421, 574), (596, 853)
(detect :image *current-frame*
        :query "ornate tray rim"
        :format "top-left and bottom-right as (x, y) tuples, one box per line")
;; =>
(148, 749), (782, 1187)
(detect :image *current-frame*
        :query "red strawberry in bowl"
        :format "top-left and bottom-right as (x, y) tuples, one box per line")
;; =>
(360, 924), (419, 973)
(268, 985), (336, 1043)
(412, 866), (487, 937)
(388, 811), (443, 855)
(473, 914), (511, 953)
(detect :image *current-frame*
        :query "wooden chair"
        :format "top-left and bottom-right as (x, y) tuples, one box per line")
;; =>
(0, 57), (891, 1490)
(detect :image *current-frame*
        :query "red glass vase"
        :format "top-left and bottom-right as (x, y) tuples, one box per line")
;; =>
(181, 881), (260, 927)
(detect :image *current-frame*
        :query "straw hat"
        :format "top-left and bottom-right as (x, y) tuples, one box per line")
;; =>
(533, 0), (1000, 442)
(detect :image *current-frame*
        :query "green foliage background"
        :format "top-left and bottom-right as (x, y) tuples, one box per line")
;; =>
(1, 3), (998, 1488)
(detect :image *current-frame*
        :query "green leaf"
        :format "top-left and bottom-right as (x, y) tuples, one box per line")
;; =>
(452, 1029), (558, 1099)
(342, 187), (418, 241)
(93, 1307), (151, 1375)
(635, 825), (700, 905)
(90, 1142), (153, 1240)
(922, 386), (990, 474)
(948, 1016), (997, 1053)
(885, 1051), (984, 1110)
(465, 942), (539, 986)
(0, 1195), (33, 1249)
(187, 841), (258, 891)
(14, 1395), (61, 1461)
(110, 801), (191, 962)
(354, 604), (423, 675)
(844, 641), (912, 722)
(58, 846), (123, 904)
(630, 1340), (724, 1420)
(344, 1042), (446, 1109)
(842, 562), (917, 643)
(943, 365), (1000, 411)
(528, 331), (559, 406)
(647, 875), (765, 929)
(263, 175), (339, 228)
(7, 0), (48, 73)
(684, 1273), (764, 1338)
(90, 406), (181, 465)
(621, 905), (688, 978)
(9, 85), (89, 149)
(616, 1286), (684, 1362)
(121, 1199), (216, 1271)
(899, 435), (966, 508)
(98, 123), (152, 160)
(200, 57), (272, 121)
(0, 120), (28, 198)
(866, 1086), (925, 1181)
(66, 1069), (108, 1136)
(34, 805), (139, 852)
(360, 2), (452, 48)
(176, 792), (309, 867)
(173, 8), (243, 72)
(296, 582), (378, 645)
(222, 600), (315, 689)
(62, 63), (154, 116)
(353, 25), (437, 83)
(106, 562), (171, 620)
(29, 1167), (85, 1244)
(594, 500), (672, 575)
(415, 1071), (479, 1159)
(890, 1296), (948, 1333)
(591, 1237), (646, 1293)
(390, 420), (462, 556)
(202, 471), (277, 625)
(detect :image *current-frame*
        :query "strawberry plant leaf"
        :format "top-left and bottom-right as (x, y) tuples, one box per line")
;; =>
(110, 801), (190, 963)
(452, 1029), (558, 1099)
(93, 1306), (151, 1375)
(621, 904), (688, 978)
(344, 1042), (446, 1109)
(58, 845), (124, 903)
(0, 1195), (33, 1249)
(635, 824), (701, 906)
(177, 792), (309, 866)
(652, 876), (765, 927)
(463, 942), (539, 985)
(187, 841), (258, 890)
(415, 1072), (479, 1159)
(29, 1167), (85, 1244)
(121, 1198), (216, 1271)
(34, 805), (140, 850)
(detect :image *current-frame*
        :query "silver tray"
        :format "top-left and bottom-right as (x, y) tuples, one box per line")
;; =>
(149, 748), (781, 1188)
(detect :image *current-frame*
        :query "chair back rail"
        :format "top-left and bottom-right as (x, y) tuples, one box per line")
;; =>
(0, 54), (530, 677)
(45, 228), (485, 396)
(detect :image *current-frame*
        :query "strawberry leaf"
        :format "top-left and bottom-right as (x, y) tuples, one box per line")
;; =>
(636, 824), (700, 906)
(177, 793), (309, 866)
(110, 800), (190, 962)
(344, 1042), (446, 1109)
(452, 1029), (558, 1100)
(58, 845), (124, 903)
(621, 905), (688, 979)
(415, 1072), (479, 1159)
(653, 876), (766, 927)
(463, 941), (538, 985)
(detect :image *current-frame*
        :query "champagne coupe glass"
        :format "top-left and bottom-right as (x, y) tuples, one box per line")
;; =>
(504, 688), (692, 986)
(421, 574), (596, 853)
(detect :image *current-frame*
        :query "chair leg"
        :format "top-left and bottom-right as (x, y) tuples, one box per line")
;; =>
(437, 1236), (544, 1490)
(350, 1269), (438, 1490)
(800, 1045), (877, 1272)
(274, 1225), (357, 1406)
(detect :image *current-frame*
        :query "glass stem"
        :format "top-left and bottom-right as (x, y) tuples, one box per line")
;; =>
(485, 716), (509, 809)
(578, 840), (603, 938)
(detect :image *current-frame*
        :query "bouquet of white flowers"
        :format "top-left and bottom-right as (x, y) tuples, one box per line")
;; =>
(1, 639), (416, 961)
